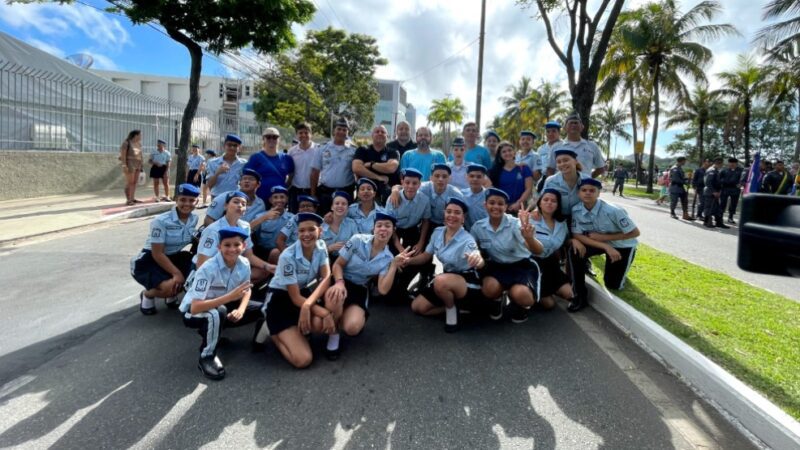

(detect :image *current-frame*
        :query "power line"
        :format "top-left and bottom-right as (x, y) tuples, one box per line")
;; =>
(307, 0), (335, 28)
(323, 0), (348, 30)
(401, 37), (480, 83)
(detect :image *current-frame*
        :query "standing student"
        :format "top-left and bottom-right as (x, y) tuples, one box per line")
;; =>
(516, 131), (539, 175)
(470, 188), (542, 324)
(404, 198), (485, 332)
(149, 139), (172, 202)
(131, 184), (200, 315)
(311, 118), (357, 214)
(568, 178), (640, 312)
(180, 226), (259, 380)
(206, 134), (247, 200)
(321, 191), (359, 259)
(461, 164), (488, 230)
(537, 121), (562, 179)
(547, 113), (606, 179)
(488, 141), (533, 214)
(448, 137), (469, 190)
(348, 178), (384, 233)
(187, 144), (205, 187)
(352, 125), (400, 203)
(288, 122), (318, 212)
(264, 213), (335, 368)
(199, 149), (216, 208)
(120, 129), (144, 205)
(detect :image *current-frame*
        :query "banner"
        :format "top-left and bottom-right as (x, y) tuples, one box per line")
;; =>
(744, 152), (760, 194)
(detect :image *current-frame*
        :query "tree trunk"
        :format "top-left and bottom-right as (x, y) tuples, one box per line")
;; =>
(698, 119), (705, 163)
(744, 96), (751, 166)
(629, 86), (640, 187)
(165, 27), (203, 197)
(794, 89), (800, 162)
(646, 65), (661, 194)
(573, 76), (597, 139)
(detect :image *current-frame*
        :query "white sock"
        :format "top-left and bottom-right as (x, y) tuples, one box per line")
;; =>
(326, 333), (340, 351)
(141, 294), (155, 309)
(445, 306), (457, 325)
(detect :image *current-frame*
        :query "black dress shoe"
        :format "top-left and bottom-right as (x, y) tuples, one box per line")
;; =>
(325, 347), (341, 361)
(165, 296), (180, 309)
(567, 297), (587, 313)
(139, 291), (156, 316)
(444, 323), (459, 333)
(198, 356), (225, 380)
(727, 218), (736, 224)
(716, 222), (730, 229)
(670, 213), (679, 219)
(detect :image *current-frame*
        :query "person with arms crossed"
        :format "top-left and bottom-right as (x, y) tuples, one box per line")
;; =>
(206, 134), (247, 200)
(311, 118), (357, 214)
(399, 126), (446, 181)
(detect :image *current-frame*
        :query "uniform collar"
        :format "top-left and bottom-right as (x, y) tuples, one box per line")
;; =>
(291, 240), (315, 263)
(580, 199), (604, 217)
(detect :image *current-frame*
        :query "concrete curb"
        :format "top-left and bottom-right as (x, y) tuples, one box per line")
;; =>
(586, 279), (800, 450)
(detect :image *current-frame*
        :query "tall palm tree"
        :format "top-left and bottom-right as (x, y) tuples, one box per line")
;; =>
(614, 0), (737, 192)
(499, 76), (534, 138)
(427, 96), (466, 156)
(717, 54), (767, 165)
(664, 85), (727, 162)
(592, 103), (632, 160)
(763, 41), (800, 161)
(522, 80), (569, 125)
(754, 0), (800, 56)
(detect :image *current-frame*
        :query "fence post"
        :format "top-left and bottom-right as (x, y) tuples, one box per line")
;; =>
(79, 81), (85, 152)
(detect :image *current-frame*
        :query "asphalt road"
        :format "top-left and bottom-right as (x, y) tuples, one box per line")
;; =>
(607, 192), (800, 302)
(0, 219), (755, 449)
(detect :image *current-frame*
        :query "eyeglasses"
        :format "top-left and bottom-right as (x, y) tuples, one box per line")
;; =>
(263, 135), (279, 140)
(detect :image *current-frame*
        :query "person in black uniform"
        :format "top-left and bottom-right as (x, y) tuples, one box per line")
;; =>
(668, 156), (693, 220)
(691, 158), (710, 220)
(702, 158), (729, 229)
(719, 157), (744, 224)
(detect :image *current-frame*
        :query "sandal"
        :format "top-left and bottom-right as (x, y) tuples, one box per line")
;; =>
(126, 200), (135, 206)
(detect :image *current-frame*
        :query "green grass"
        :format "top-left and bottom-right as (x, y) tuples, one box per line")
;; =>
(617, 184), (660, 200)
(590, 244), (800, 420)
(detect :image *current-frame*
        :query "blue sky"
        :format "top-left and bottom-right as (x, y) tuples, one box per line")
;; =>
(0, 0), (772, 157)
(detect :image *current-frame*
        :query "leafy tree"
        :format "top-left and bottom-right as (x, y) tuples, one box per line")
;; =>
(499, 76), (534, 139)
(591, 103), (631, 159)
(762, 41), (800, 161)
(522, 81), (570, 124)
(754, 0), (800, 56)
(717, 54), (767, 165)
(664, 85), (727, 162)
(428, 97), (466, 156)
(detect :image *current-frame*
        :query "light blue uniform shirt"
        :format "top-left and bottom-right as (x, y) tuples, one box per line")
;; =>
(448, 161), (469, 190)
(571, 199), (638, 249)
(313, 142), (356, 188)
(384, 190), (430, 229)
(470, 214), (531, 263)
(461, 187), (488, 230)
(547, 139), (605, 178)
(195, 217), (253, 263)
(206, 156), (248, 197)
(425, 226), (479, 273)
(400, 149), (446, 181)
(279, 217), (300, 246)
(531, 216), (568, 258)
(420, 182), (465, 225)
(180, 252), (251, 313)
(321, 217), (360, 257)
(269, 239), (329, 290)
(537, 141), (561, 172)
(516, 150), (538, 173)
(144, 208), (198, 255)
(151, 149), (171, 166)
(207, 191), (267, 223)
(254, 210), (294, 249)
(188, 154), (205, 170)
(348, 203), (384, 233)
(338, 234), (394, 285)
(543, 172), (586, 216)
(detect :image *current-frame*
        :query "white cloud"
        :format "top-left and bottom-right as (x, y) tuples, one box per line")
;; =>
(25, 38), (65, 58)
(79, 49), (118, 70)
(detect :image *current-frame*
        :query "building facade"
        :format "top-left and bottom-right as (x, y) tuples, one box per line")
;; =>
(374, 79), (415, 137)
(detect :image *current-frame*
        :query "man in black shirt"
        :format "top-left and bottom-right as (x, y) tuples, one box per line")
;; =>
(386, 120), (417, 156)
(719, 157), (744, 224)
(352, 125), (400, 202)
(761, 160), (792, 195)
(691, 158), (711, 220)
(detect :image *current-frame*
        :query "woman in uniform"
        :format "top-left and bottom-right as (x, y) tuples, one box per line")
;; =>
(348, 178), (384, 233)
(542, 149), (585, 217)
(322, 191), (359, 260)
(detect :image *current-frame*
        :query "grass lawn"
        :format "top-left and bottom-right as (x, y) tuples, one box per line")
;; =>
(590, 244), (800, 420)
(616, 184), (661, 200)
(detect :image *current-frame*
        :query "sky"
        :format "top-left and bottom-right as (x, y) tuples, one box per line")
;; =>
(0, 0), (776, 157)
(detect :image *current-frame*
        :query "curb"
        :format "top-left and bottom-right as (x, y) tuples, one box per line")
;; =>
(586, 279), (800, 450)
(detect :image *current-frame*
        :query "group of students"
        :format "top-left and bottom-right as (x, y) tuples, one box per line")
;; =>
(129, 129), (640, 381)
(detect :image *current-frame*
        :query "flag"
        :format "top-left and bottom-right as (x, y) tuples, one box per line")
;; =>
(744, 152), (760, 194)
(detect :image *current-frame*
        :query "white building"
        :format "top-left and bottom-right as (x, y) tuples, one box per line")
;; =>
(373, 79), (416, 137)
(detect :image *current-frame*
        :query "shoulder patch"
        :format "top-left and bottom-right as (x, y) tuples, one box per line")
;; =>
(151, 228), (162, 238)
(196, 279), (208, 291)
(283, 262), (295, 277)
(620, 217), (630, 228)
(203, 237), (214, 248)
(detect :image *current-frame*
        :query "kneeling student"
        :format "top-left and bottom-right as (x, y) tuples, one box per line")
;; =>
(276, 195), (320, 251)
(180, 226), (260, 380)
(251, 185), (294, 263)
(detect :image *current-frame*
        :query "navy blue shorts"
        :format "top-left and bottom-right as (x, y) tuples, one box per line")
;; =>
(483, 258), (540, 298)
(150, 165), (167, 179)
(186, 169), (201, 187)
(265, 287), (311, 336)
(419, 270), (484, 309)
(534, 254), (570, 298)
(131, 249), (193, 290)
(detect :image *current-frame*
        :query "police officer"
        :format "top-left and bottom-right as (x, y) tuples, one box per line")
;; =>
(611, 165), (627, 197)
(461, 164), (489, 230)
(206, 134), (247, 200)
(702, 158), (729, 229)
(668, 156), (693, 220)
(691, 158), (710, 221)
(719, 157), (744, 224)
(311, 118), (357, 214)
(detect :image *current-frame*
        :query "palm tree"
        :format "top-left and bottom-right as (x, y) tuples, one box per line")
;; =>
(427, 96), (466, 156)
(499, 76), (534, 138)
(664, 85), (727, 162)
(763, 41), (800, 161)
(717, 54), (767, 165)
(614, 0), (737, 192)
(592, 103), (632, 160)
(754, 0), (800, 56)
(522, 80), (569, 125)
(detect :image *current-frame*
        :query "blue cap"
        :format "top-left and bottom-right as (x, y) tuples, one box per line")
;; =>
(541, 188), (561, 198)
(191, 144), (200, 148)
(176, 183), (200, 198)
(241, 168), (261, 182)
(485, 130), (500, 141)
(296, 212), (324, 225)
(520, 130), (537, 138)
(401, 168), (423, 179)
(467, 164), (487, 174)
(452, 136), (465, 147)
(579, 178), (603, 189)
(332, 191), (352, 202)
(218, 226), (249, 241)
(157, 139), (167, 145)
(485, 187), (509, 202)
(544, 120), (561, 129)
(225, 190), (248, 203)
(270, 185), (289, 195)
(432, 163), (451, 174)
(446, 197), (469, 213)
(554, 149), (578, 159)
(374, 211), (397, 225)
(357, 177), (377, 190)
(224, 134), (242, 145)
(297, 195), (319, 206)
(205, 149), (216, 156)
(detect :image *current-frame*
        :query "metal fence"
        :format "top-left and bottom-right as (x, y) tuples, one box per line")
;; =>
(0, 60), (266, 154)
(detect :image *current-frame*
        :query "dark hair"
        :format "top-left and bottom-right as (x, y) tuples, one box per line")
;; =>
(295, 122), (312, 132)
(537, 190), (565, 222)
(125, 130), (141, 142)
(488, 141), (515, 186)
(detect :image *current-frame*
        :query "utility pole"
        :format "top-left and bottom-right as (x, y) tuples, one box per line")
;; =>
(475, 0), (486, 129)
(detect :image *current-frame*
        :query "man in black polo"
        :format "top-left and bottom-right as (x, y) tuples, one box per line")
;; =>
(352, 125), (400, 203)
(719, 157), (744, 224)
(387, 120), (416, 156)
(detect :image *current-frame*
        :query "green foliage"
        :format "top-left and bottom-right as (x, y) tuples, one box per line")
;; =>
(428, 97), (466, 155)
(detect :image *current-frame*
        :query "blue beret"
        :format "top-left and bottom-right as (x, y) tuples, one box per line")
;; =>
(541, 188), (562, 198)
(357, 177), (377, 190)
(204, 149), (216, 156)
(157, 139), (167, 145)
(401, 168), (423, 179)
(296, 212), (323, 225)
(332, 191), (352, 202)
(579, 178), (603, 189)
(176, 183), (200, 197)
(446, 197), (469, 213)
(225, 190), (248, 203)
(218, 226), (249, 241)
(520, 130), (537, 138)
(452, 136), (465, 146)
(565, 112), (582, 123)
(297, 195), (319, 206)
(485, 187), (509, 202)
(544, 120), (561, 129)
(241, 168), (261, 182)
(374, 211), (397, 225)
(432, 163), (451, 174)
(467, 164), (487, 174)
(191, 144), (200, 148)
(224, 134), (242, 145)
(270, 185), (289, 195)
(485, 130), (500, 141)
(554, 149), (578, 159)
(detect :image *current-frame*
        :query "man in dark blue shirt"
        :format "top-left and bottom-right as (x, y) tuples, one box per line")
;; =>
(245, 127), (295, 203)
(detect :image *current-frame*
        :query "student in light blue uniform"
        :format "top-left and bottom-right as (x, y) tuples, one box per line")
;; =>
(542, 149), (586, 218)
(276, 195), (319, 251)
(531, 189), (578, 310)
(149, 139), (172, 201)
(568, 178), (640, 312)
(206, 134), (247, 198)
(470, 188), (542, 324)
(322, 191), (359, 259)
(348, 178), (384, 233)
(404, 198), (486, 332)
(252, 185), (294, 264)
(131, 184), (199, 315)
(418, 164), (465, 227)
(461, 164), (489, 230)
(324, 212), (407, 359)
(180, 226), (259, 380)
(204, 168), (266, 226)
(546, 113), (606, 179)
(263, 213), (335, 368)
(447, 137), (469, 190)
(187, 144), (205, 187)
(311, 118), (357, 214)
(516, 130), (539, 174)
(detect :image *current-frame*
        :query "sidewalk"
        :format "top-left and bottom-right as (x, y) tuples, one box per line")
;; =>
(0, 190), (173, 246)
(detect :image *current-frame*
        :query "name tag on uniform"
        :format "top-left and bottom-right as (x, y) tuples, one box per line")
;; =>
(479, 238), (493, 249)
(166, 225), (182, 231)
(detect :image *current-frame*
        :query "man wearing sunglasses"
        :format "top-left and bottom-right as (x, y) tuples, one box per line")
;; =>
(245, 127), (295, 203)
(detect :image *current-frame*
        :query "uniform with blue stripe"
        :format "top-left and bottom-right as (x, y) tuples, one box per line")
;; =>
(338, 234), (394, 285)
(207, 191), (266, 223)
(269, 239), (329, 291)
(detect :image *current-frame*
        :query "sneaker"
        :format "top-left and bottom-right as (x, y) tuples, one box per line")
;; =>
(510, 304), (529, 324)
(489, 294), (505, 321)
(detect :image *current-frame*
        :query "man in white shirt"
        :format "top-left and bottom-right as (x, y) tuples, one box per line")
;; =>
(288, 122), (317, 212)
